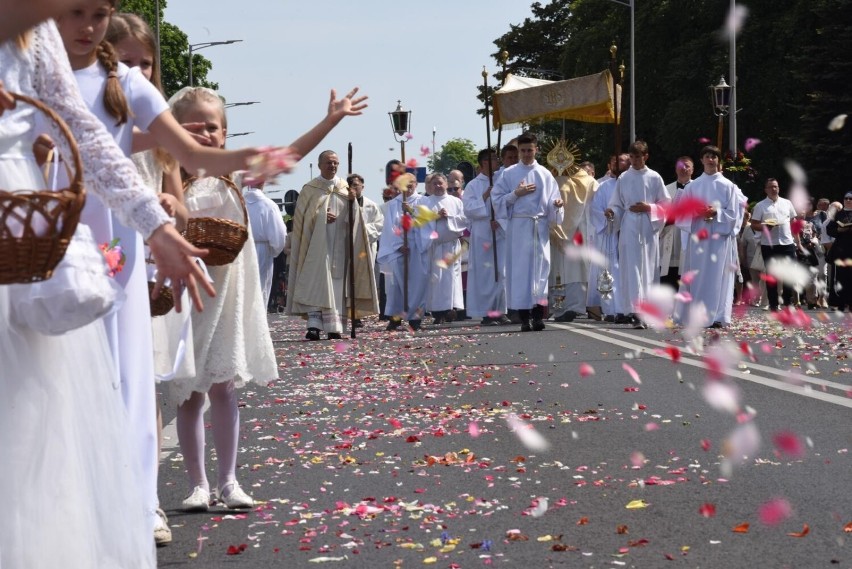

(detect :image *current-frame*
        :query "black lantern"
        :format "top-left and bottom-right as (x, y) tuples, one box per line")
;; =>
(388, 100), (412, 162)
(710, 76), (732, 117)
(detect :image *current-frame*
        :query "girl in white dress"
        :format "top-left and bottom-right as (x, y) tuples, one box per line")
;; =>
(169, 84), (370, 510)
(0, 20), (211, 568)
(53, 0), (293, 533)
(107, 11), (192, 546)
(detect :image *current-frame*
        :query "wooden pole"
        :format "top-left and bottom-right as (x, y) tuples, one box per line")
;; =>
(495, 50), (508, 156)
(347, 143), (356, 338)
(482, 67), (499, 283)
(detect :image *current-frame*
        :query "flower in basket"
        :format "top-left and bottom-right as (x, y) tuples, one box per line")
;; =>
(100, 238), (126, 277)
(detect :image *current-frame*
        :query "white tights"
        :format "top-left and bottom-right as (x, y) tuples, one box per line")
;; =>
(176, 380), (239, 493)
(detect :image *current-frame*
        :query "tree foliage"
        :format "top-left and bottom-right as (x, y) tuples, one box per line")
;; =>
(427, 138), (478, 175)
(485, 0), (852, 201)
(116, 0), (217, 97)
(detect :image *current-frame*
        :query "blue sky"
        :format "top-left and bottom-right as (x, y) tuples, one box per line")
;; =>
(164, 1), (542, 203)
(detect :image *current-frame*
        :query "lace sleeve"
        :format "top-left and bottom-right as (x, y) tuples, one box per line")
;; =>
(31, 21), (169, 239)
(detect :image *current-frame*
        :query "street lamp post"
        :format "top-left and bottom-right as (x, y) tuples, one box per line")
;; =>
(606, 0), (635, 143)
(188, 39), (242, 87)
(388, 100), (412, 163)
(225, 131), (254, 139)
(710, 76), (732, 151)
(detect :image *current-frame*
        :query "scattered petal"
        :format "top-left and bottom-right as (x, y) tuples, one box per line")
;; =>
(773, 431), (805, 458)
(579, 363), (595, 377)
(506, 413), (551, 452)
(744, 137), (762, 152)
(828, 114), (847, 131)
(622, 363), (641, 384)
(758, 498), (792, 526)
(732, 522), (750, 533)
(625, 499), (648, 509)
(699, 503), (717, 518)
(787, 524), (810, 538)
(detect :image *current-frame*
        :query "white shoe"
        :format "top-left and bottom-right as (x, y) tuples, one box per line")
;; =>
(181, 486), (211, 512)
(154, 508), (172, 546)
(216, 482), (254, 509)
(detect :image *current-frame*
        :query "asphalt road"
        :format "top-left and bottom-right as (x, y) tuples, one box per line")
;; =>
(156, 308), (852, 568)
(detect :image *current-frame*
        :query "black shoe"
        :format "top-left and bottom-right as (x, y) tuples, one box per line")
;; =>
(508, 310), (522, 324)
(495, 315), (513, 325)
(445, 309), (457, 322)
(709, 321), (727, 329)
(385, 319), (402, 331)
(554, 311), (577, 323)
(633, 320), (647, 330)
(327, 332), (343, 340)
(480, 317), (494, 326)
(520, 320), (532, 332)
(409, 319), (422, 331)
(604, 315), (615, 323)
(615, 313), (630, 324)
(532, 319), (546, 331)
(433, 314), (446, 325)
(353, 319), (363, 328)
(305, 328), (321, 341)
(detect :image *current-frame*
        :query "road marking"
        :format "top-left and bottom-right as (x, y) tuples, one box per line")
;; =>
(550, 322), (852, 409)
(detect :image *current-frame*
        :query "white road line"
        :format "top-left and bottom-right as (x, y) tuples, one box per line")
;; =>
(584, 324), (852, 393)
(550, 322), (852, 409)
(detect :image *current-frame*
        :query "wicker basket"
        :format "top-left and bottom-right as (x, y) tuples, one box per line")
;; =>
(148, 280), (175, 317)
(0, 93), (86, 284)
(182, 176), (248, 266)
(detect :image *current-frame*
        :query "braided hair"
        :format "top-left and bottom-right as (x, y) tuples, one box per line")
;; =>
(95, 39), (131, 126)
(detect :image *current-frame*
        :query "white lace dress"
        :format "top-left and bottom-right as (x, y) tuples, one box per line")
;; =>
(0, 21), (166, 569)
(133, 150), (197, 382)
(168, 177), (278, 405)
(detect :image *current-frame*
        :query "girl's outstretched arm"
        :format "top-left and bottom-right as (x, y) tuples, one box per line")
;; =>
(146, 110), (257, 177)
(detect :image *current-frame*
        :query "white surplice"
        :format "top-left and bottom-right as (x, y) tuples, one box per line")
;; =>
(377, 193), (429, 320)
(586, 177), (623, 315)
(462, 172), (508, 317)
(675, 172), (740, 325)
(245, 187), (287, 306)
(423, 193), (467, 312)
(492, 160), (564, 309)
(607, 166), (670, 314)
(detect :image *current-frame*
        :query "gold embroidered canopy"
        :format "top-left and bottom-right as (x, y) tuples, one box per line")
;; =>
(492, 70), (622, 128)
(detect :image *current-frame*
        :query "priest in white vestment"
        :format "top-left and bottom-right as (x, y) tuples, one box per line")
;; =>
(674, 146), (740, 328)
(492, 133), (564, 331)
(244, 183), (287, 307)
(463, 149), (510, 325)
(287, 150), (379, 340)
(587, 153), (629, 320)
(605, 141), (670, 328)
(376, 173), (429, 330)
(423, 174), (467, 323)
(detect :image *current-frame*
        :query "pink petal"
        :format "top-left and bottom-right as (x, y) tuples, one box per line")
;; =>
(744, 137), (762, 152)
(758, 498), (792, 526)
(468, 421), (480, 438)
(579, 363), (595, 377)
(772, 431), (805, 458)
(622, 363), (641, 384)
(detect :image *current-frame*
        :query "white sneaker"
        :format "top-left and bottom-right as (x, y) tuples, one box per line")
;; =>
(154, 508), (172, 546)
(216, 482), (254, 509)
(181, 486), (211, 512)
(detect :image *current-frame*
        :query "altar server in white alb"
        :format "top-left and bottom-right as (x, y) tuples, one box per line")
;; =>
(463, 148), (511, 325)
(492, 132), (564, 332)
(605, 141), (670, 329)
(377, 173), (429, 331)
(244, 182), (287, 307)
(675, 146), (741, 328)
(423, 173), (468, 324)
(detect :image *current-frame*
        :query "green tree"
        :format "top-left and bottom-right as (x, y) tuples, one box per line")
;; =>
(427, 138), (478, 175)
(116, 0), (217, 97)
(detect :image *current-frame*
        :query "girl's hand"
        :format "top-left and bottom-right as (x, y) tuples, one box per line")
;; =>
(0, 81), (14, 115)
(147, 224), (215, 312)
(158, 193), (179, 218)
(328, 87), (368, 120)
(242, 146), (300, 186)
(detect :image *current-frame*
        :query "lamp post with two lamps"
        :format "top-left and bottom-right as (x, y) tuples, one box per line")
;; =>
(388, 100), (411, 163)
(604, 0), (635, 144)
(710, 76), (732, 151)
(188, 39), (242, 86)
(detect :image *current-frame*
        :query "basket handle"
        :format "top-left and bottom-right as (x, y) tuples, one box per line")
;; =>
(183, 175), (248, 225)
(11, 93), (84, 200)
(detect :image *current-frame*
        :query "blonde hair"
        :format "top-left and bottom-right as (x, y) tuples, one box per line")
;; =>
(106, 13), (162, 92)
(106, 13), (174, 171)
(168, 87), (228, 130)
